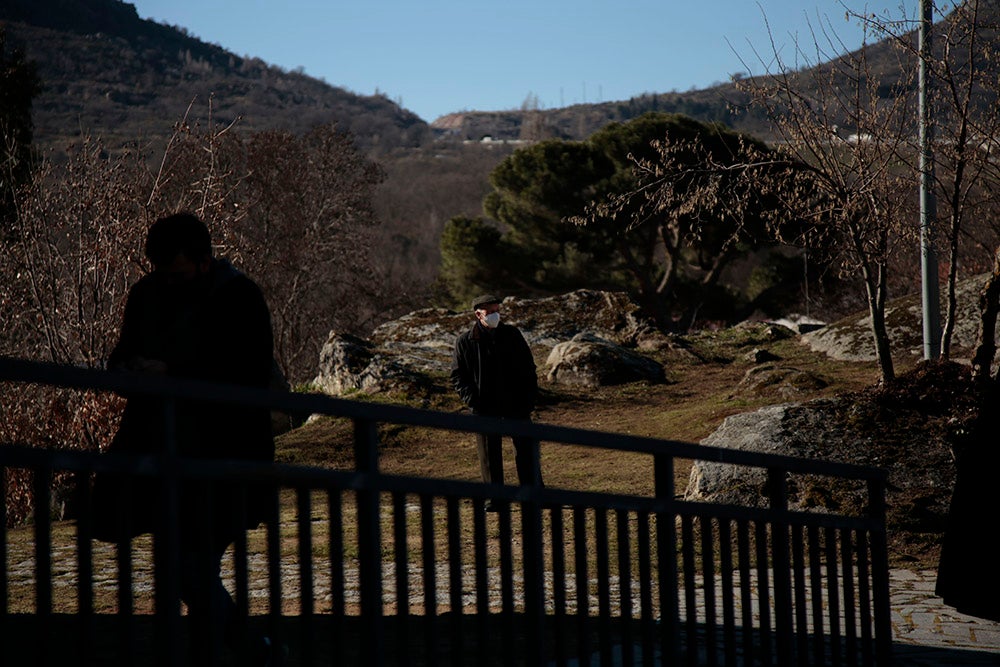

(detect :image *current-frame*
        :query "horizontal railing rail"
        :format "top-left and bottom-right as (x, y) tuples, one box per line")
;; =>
(0, 355), (892, 666)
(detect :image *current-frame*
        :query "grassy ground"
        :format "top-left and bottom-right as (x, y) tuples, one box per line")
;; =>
(267, 323), (913, 583)
(275, 321), (955, 575)
(277, 325), (891, 499)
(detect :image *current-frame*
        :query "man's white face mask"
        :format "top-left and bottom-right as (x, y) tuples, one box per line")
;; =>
(483, 312), (501, 329)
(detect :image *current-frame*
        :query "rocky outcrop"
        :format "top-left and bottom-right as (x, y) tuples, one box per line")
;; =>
(313, 333), (430, 396)
(737, 364), (828, 399)
(684, 404), (796, 509)
(683, 394), (957, 526)
(802, 273), (989, 362)
(313, 290), (666, 396)
(546, 333), (666, 388)
(429, 111), (524, 141)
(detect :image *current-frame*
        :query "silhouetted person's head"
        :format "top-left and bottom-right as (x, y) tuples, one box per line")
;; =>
(145, 213), (212, 284)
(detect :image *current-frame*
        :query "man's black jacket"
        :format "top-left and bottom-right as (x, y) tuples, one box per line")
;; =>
(450, 321), (537, 418)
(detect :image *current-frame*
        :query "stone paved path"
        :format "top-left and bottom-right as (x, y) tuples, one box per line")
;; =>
(8, 529), (1000, 665)
(886, 569), (1000, 666)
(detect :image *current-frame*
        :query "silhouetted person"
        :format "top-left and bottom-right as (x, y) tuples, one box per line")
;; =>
(451, 294), (542, 510)
(936, 381), (1000, 622)
(96, 212), (282, 665)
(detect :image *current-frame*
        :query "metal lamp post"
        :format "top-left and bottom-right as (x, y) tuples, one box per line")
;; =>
(919, 0), (941, 359)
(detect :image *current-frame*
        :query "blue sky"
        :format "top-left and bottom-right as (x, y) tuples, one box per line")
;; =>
(129, 1), (913, 122)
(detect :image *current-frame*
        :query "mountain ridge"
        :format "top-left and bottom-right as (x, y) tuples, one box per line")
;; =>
(9, 0), (984, 154)
(2, 0), (779, 153)
(8, 0), (996, 153)
(1, 0), (430, 154)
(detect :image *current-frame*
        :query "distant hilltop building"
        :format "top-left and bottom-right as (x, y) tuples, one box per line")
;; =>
(430, 111), (527, 141)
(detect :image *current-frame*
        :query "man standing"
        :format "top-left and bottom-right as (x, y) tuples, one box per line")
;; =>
(101, 212), (282, 666)
(451, 294), (542, 505)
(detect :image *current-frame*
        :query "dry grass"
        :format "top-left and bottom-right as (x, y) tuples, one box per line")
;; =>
(279, 328), (889, 498)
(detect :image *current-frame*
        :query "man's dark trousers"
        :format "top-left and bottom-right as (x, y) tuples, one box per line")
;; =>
(475, 422), (542, 487)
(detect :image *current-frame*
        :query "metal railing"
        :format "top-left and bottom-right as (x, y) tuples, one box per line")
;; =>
(0, 355), (892, 666)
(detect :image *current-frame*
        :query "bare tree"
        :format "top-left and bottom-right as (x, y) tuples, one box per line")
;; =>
(230, 125), (385, 381)
(921, 1), (1000, 373)
(3, 102), (385, 378)
(909, 3), (1000, 378)
(0, 135), (152, 365)
(729, 10), (924, 384)
(0, 101), (385, 521)
(122, 101), (385, 382)
(601, 11), (918, 382)
(850, 2), (1000, 381)
(1, 100), (384, 434)
(0, 134), (153, 524)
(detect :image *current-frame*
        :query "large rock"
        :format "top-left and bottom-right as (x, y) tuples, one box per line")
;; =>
(313, 332), (429, 395)
(546, 333), (666, 388)
(684, 404), (800, 509)
(802, 273), (989, 362)
(683, 398), (905, 511)
(313, 290), (665, 396)
(737, 364), (828, 399)
(683, 395), (956, 523)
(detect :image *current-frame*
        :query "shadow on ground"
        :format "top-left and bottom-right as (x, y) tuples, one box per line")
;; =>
(9, 612), (993, 666)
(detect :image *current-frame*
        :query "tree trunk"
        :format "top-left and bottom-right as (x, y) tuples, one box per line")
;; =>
(617, 237), (673, 331)
(862, 259), (895, 384)
(940, 153), (967, 360)
(852, 220), (895, 384)
(868, 298), (895, 384)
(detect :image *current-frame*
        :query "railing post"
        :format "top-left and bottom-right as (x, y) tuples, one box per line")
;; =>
(0, 464), (6, 617)
(155, 397), (182, 667)
(296, 487), (316, 665)
(32, 464), (52, 665)
(265, 472), (284, 656)
(654, 452), (679, 664)
(518, 429), (545, 664)
(514, 425), (546, 665)
(354, 418), (384, 666)
(868, 477), (893, 666)
(767, 467), (793, 666)
(520, 476), (545, 666)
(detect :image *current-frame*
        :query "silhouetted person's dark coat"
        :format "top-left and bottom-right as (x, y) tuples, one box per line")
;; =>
(935, 390), (1000, 623)
(98, 257), (274, 540)
(94, 213), (281, 666)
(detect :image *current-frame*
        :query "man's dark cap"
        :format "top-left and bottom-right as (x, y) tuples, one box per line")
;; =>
(471, 294), (502, 310)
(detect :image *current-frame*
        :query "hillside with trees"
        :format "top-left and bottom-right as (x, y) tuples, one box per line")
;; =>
(1, 0), (764, 152)
(9, 1), (1000, 153)
(0, 0), (431, 156)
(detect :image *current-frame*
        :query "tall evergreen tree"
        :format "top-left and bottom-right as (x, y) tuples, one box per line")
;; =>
(439, 112), (781, 327)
